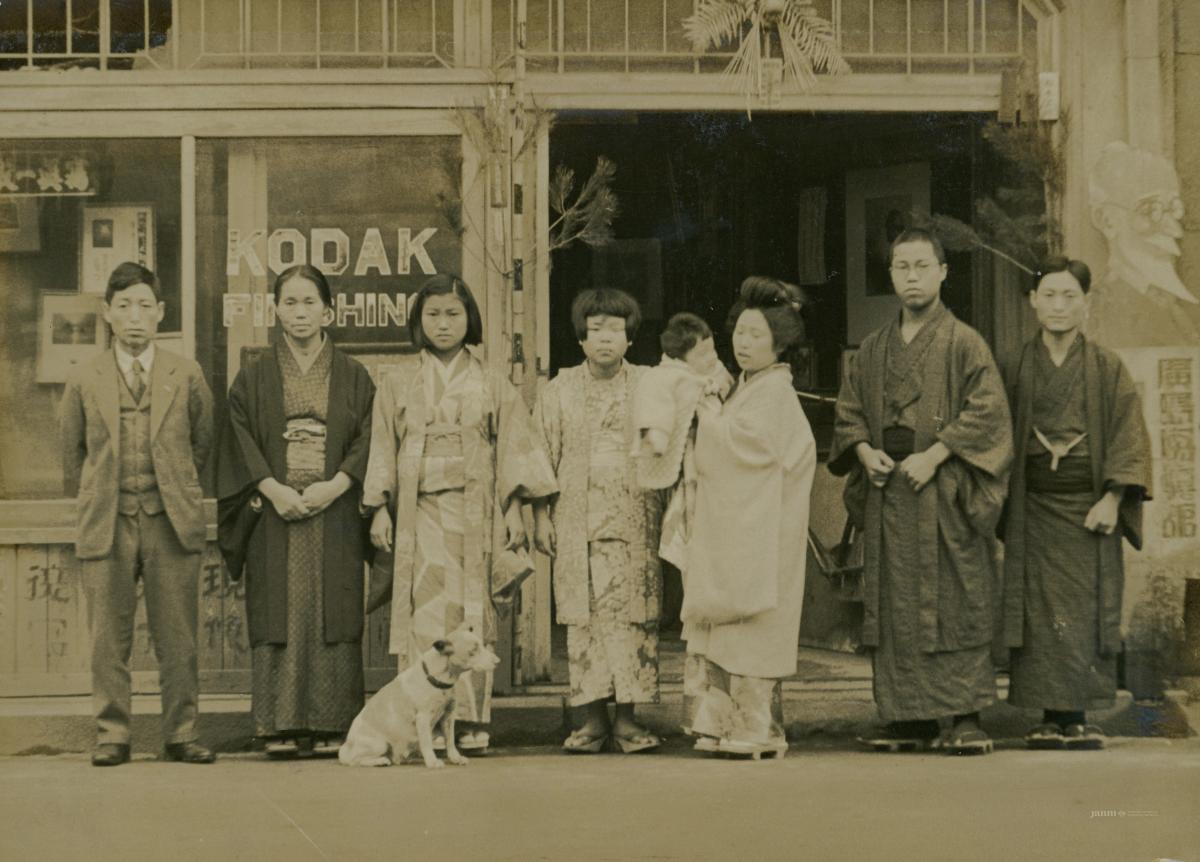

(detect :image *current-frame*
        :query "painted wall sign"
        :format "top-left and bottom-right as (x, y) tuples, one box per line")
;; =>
(226, 226), (440, 278)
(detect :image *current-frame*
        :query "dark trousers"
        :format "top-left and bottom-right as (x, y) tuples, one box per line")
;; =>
(81, 510), (201, 746)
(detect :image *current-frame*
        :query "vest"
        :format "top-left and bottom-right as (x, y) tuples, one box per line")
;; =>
(117, 371), (163, 516)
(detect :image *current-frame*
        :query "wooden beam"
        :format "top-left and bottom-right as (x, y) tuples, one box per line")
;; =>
(0, 109), (460, 138)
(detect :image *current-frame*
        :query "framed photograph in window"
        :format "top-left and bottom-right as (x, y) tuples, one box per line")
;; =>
(37, 293), (109, 383)
(80, 204), (155, 295)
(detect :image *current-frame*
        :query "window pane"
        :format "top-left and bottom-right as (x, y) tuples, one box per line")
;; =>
(0, 139), (180, 500)
(194, 136), (463, 486)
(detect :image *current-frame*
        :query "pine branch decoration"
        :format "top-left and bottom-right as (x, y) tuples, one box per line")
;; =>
(549, 156), (619, 252)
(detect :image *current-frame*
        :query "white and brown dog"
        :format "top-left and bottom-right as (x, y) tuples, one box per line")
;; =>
(339, 626), (500, 769)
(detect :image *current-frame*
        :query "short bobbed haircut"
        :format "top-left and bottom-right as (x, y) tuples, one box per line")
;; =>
(726, 276), (807, 358)
(106, 262), (161, 304)
(274, 264), (333, 307)
(660, 312), (713, 360)
(1034, 256), (1092, 294)
(889, 227), (947, 265)
(571, 287), (642, 341)
(408, 274), (484, 349)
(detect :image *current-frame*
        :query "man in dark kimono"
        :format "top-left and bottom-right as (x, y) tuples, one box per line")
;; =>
(1001, 257), (1152, 751)
(831, 229), (1013, 755)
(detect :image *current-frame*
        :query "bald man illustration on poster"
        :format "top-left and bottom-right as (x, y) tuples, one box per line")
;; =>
(1087, 142), (1200, 347)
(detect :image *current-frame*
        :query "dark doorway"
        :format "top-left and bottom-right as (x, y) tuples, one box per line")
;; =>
(546, 110), (986, 683)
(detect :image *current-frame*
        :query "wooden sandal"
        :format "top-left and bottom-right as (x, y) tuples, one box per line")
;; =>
(562, 729), (608, 754)
(456, 731), (490, 754)
(716, 738), (787, 760)
(1025, 723), (1066, 750)
(1063, 723), (1105, 750)
(942, 725), (993, 756)
(612, 731), (661, 754)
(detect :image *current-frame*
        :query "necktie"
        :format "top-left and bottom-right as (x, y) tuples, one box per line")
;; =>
(129, 358), (146, 403)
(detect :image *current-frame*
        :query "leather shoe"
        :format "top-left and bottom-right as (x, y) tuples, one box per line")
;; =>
(163, 741), (216, 764)
(92, 743), (131, 767)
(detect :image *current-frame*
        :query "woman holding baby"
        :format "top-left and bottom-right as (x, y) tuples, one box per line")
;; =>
(362, 274), (557, 756)
(680, 276), (817, 757)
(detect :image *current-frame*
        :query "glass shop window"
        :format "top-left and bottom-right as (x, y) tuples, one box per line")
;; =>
(194, 136), (464, 484)
(0, 140), (181, 500)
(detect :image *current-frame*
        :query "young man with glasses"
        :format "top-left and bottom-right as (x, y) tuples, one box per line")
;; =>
(830, 228), (1013, 756)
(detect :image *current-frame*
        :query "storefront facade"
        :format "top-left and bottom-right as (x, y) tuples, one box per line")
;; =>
(0, 0), (1195, 698)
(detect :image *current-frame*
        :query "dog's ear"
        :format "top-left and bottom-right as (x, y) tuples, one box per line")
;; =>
(434, 639), (454, 655)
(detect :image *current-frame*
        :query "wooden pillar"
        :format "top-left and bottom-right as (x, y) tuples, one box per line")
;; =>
(224, 143), (271, 385)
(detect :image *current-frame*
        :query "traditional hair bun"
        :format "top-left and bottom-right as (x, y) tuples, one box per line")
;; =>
(739, 276), (804, 313)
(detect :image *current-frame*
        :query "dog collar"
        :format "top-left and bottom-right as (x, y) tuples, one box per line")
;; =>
(421, 659), (456, 690)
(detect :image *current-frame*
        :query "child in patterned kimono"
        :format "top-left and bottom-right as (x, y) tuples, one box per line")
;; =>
(532, 288), (665, 754)
(362, 275), (556, 755)
(632, 313), (733, 572)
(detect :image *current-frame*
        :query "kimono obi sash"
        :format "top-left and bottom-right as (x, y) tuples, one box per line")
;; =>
(1028, 428), (1090, 458)
(1026, 452), (1093, 493)
(283, 418), (327, 476)
(881, 425), (915, 460)
(418, 422), (466, 494)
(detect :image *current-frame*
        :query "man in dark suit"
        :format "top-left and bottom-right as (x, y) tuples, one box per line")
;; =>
(59, 262), (216, 766)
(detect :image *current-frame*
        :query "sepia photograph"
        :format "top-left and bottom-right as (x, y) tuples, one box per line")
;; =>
(36, 293), (107, 383)
(0, 2), (1198, 861)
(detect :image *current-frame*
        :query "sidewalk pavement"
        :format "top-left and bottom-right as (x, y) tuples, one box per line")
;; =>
(2, 738), (1199, 862)
(1, 677), (1193, 756)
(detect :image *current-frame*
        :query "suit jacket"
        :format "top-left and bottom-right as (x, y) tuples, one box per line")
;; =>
(59, 346), (214, 559)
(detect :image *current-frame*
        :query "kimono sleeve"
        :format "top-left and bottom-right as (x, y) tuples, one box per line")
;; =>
(215, 367), (272, 582)
(336, 362), (376, 487)
(935, 331), (1013, 480)
(361, 374), (399, 509)
(1103, 358), (1153, 498)
(632, 366), (677, 435)
(828, 349), (872, 477)
(532, 380), (564, 476)
(215, 366), (272, 503)
(1103, 355), (1153, 551)
(495, 376), (558, 509)
(695, 389), (778, 470)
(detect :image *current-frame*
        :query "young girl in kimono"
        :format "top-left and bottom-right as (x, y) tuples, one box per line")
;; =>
(682, 277), (817, 758)
(532, 288), (665, 754)
(217, 264), (376, 757)
(362, 274), (556, 754)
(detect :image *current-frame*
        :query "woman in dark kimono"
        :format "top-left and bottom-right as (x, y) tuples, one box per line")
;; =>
(217, 264), (375, 757)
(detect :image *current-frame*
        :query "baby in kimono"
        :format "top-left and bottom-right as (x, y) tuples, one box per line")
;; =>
(633, 313), (733, 569)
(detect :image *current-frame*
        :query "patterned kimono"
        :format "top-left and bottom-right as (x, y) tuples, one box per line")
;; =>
(535, 362), (663, 707)
(830, 306), (1013, 722)
(681, 364), (816, 745)
(362, 347), (556, 723)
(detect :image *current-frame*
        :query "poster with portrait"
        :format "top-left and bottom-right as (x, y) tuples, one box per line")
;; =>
(845, 162), (930, 344)
(37, 293), (108, 383)
(80, 204), (155, 295)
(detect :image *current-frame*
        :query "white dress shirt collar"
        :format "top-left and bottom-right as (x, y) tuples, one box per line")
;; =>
(114, 341), (156, 377)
